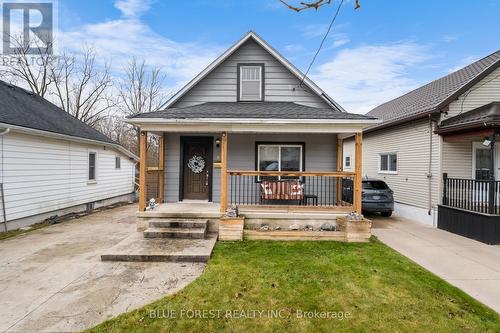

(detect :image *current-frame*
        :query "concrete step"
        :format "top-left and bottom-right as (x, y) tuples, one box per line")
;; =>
(143, 227), (207, 239)
(148, 219), (208, 229)
(101, 232), (218, 263)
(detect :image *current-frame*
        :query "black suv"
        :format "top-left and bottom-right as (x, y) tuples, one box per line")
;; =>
(342, 178), (394, 217)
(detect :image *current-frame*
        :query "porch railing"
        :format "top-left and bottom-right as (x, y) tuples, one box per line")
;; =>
(227, 171), (356, 209)
(442, 174), (500, 215)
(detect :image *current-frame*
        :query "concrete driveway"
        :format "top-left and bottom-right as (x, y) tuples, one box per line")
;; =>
(370, 214), (500, 314)
(0, 205), (205, 332)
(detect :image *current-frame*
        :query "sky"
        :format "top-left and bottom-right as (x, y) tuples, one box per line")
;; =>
(5, 0), (500, 114)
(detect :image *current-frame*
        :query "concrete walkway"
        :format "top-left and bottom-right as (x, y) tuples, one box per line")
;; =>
(0, 205), (206, 332)
(371, 214), (500, 313)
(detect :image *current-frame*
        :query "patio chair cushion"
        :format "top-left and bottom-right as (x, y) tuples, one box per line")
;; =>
(260, 180), (304, 200)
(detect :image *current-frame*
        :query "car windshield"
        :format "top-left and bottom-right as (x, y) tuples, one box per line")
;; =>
(362, 181), (389, 190)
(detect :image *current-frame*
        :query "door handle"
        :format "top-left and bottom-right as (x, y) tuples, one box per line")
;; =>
(205, 169), (209, 186)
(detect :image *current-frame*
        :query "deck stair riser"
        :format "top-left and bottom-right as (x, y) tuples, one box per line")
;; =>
(148, 220), (208, 228)
(143, 227), (207, 239)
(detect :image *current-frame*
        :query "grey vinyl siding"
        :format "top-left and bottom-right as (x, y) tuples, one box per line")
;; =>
(172, 39), (331, 109)
(164, 133), (221, 203)
(164, 133), (338, 203)
(345, 119), (440, 210)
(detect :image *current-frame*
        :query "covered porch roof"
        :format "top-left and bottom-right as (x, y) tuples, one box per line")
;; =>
(436, 102), (500, 135)
(126, 102), (380, 133)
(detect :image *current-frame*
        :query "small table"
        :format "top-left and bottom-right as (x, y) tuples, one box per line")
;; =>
(302, 194), (318, 206)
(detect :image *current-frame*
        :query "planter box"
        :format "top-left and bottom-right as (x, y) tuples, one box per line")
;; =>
(219, 216), (244, 241)
(336, 216), (372, 242)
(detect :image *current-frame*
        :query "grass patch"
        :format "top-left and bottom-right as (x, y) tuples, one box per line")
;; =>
(0, 221), (52, 241)
(88, 239), (499, 333)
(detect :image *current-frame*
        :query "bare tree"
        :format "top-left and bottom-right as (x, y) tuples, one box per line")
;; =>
(118, 58), (168, 117)
(117, 58), (168, 155)
(1, 35), (55, 97)
(50, 49), (115, 126)
(95, 113), (137, 152)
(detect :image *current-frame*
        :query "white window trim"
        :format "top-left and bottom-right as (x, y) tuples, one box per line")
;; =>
(344, 155), (352, 170)
(378, 152), (398, 175)
(257, 144), (303, 180)
(115, 156), (121, 169)
(88, 151), (98, 184)
(472, 142), (499, 179)
(239, 65), (262, 101)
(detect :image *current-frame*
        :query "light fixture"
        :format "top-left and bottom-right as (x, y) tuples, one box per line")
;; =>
(215, 138), (221, 147)
(482, 137), (492, 147)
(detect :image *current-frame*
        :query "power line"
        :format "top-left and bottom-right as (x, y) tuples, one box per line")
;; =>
(299, 0), (345, 87)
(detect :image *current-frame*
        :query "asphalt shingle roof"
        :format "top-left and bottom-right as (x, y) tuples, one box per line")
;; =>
(367, 50), (500, 125)
(128, 102), (376, 120)
(0, 80), (116, 144)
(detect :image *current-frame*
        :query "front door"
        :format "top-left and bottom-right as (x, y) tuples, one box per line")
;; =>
(181, 137), (212, 201)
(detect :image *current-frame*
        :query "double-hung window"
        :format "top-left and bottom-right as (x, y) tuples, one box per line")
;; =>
(257, 143), (303, 180)
(344, 155), (352, 170)
(379, 153), (397, 174)
(239, 65), (263, 101)
(88, 152), (97, 182)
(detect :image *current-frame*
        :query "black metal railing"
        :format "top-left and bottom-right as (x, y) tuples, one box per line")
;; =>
(443, 173), (500, 215)
(227, 171), (355, 208)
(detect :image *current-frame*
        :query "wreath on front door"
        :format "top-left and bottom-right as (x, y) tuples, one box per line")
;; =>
(187, 155), (205, 173)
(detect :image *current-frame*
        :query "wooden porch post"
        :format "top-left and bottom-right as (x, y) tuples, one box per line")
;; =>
(220, 132), (228, 214)
(354, 132), (363, 214)
(158, 134), (165, 203)
(336, 137), (343, 205)
(139, 131), (148, 211)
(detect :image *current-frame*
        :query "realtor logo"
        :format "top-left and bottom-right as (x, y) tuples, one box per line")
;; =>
(2, 2), (54, 55)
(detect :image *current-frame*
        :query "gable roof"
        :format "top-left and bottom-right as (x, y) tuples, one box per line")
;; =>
(162, 31), (345, 112)
(366, 50), (500, 132)
(129, 102), (374, 120)
(0, 80), (138, 161)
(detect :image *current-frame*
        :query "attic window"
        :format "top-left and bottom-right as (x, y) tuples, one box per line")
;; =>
(239, 64), (263, 101)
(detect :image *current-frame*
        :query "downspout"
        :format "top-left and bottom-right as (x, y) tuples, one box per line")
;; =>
(427, 116), (433, 216)
(0, 127), (9, 232)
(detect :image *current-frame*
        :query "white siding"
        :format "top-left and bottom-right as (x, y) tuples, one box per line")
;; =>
(442, 139), (473, 178)
(1, 132), (135, 221)
(173, 39), (331, 109)
(345, 119), (440, 210)
(445, 66), (500, 118)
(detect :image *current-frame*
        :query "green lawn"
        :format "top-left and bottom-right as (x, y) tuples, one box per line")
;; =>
(88, 239), (500, 333)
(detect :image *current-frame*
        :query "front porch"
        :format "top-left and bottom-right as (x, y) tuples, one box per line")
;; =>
(137, 201), (364, 241)
(137, 130), (364, 228)
(128, 104), (379, 241)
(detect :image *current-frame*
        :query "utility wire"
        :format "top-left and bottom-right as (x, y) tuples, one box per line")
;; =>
(299, 0), (345, 87)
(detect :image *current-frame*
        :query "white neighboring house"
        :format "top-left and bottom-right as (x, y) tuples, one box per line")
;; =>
(343, 50), (500, 241)
(0, 81), (138, 231)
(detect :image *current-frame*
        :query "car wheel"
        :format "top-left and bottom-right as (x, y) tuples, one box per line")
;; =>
(381, 211), (392, 217)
